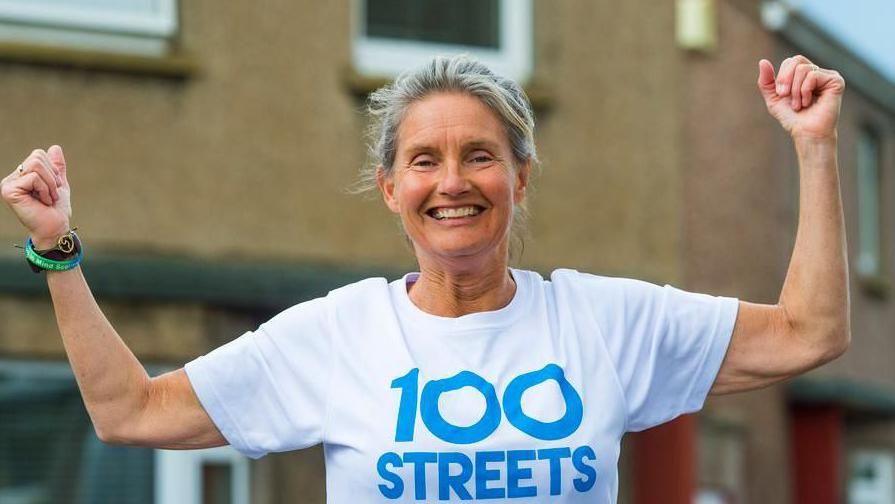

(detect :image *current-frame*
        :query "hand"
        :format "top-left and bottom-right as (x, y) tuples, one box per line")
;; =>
(1, 145), (72, 248)
(757, 55), (845, 140)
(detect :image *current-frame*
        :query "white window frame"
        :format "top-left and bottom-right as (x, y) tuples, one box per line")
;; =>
(352, 0), (533, 82)
(0, 0), (178, 56)
(155, 446), (250, 504)
(849, 449), (895, 504)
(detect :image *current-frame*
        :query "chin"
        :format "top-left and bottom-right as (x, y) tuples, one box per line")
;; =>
(417, 238), (508, 264)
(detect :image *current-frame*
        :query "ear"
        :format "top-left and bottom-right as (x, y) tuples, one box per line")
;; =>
(376, 166), (400, 213)
(513, 160), (531, 204)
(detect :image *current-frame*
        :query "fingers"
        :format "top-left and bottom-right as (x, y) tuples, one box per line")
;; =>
(23, 150), (61, 202)
(21, 172), (54, 206)
(756, 59), (777, 101)
(775, 55), (811, 97)
(771, 55), (835, 111)
(800, 71), (818, 109)
(48, 145), (68, 186)
(2, 145), (69, 211)
(789, 63), (814, 111)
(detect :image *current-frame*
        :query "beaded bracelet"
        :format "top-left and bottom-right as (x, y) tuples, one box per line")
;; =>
(24, 235), (83, 272)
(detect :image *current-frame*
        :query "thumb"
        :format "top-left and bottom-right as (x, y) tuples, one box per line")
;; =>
(757, 59), (777, 101)
(48, 145), (68, 182)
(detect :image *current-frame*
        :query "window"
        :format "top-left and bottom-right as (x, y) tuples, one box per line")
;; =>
(0, 0), (178, 56)
(155, 446), (250, 504)
(696, 417), (746, 504)
(353, 0), (533, 82)
(0, 360), (154, 503)
(0, 360), (250, 504)
(856, 127), (883, 278)
(849, 450), (895, 504)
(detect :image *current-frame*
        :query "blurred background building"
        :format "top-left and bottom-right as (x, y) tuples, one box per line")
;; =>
(0, 0), (892, 503)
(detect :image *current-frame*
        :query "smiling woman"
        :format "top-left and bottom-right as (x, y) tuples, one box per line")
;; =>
(0, 54), (851, 503)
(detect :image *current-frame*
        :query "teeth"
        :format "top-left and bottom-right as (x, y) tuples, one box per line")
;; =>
(432, 206), (481, 219)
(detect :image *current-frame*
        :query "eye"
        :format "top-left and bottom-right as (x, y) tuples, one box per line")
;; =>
(409, 157), (437, 169)
(468, 151), (495, 164)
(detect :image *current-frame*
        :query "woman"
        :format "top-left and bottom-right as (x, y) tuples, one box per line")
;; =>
(1, 54), (848, 502)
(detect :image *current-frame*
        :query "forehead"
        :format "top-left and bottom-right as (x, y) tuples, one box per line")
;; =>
(396, 92), (509, 153)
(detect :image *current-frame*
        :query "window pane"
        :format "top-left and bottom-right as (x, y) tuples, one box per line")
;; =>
(366, 0), (500, 48)
(698, 419), (746, 504)
(202, 463), (233, 504)
(0, 370), (154, 504)
(848, 450), (895, 504)
(856, 129), (881, 276)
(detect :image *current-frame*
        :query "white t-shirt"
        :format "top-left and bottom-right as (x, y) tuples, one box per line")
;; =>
(184, 268), (739, 503)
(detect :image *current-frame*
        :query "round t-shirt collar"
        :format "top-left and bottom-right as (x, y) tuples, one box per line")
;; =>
(392, 268), (533, 334)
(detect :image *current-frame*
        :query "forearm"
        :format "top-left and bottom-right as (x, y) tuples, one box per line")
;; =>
(779, 135), (851, 356)
(46, 266), (151, 439)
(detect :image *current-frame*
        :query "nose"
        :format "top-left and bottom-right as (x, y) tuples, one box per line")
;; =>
(437, 159), (471, 196)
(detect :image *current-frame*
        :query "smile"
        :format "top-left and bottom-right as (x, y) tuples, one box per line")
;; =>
(427, 206), (484, 220)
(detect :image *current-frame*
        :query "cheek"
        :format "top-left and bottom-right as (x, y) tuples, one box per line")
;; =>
(393, 177), (429, 214)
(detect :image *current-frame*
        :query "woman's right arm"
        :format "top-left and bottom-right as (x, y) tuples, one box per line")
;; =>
(1, 146), (225, 449)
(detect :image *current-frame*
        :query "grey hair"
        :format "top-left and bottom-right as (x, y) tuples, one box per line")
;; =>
(354, 54), (538, 259)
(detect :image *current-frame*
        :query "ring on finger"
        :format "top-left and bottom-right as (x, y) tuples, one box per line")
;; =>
(809, 64), (819, 72)
(17, 164), (24, 175)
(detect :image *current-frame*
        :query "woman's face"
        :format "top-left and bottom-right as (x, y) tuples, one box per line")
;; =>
(377, 92), (529, 267)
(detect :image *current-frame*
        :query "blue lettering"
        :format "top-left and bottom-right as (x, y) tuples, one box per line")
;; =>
(377, 452), (404, 499)
(503, 364), (583, 441)
(537, 447), (571, 496)
(474, 450), (506, 499)
(420, 371), (501, 444)
(391, 368), (419, 442)
(437, 452), (473, 500)
(506, 450), (537, 498)
(404, 451), (437, 500)
(572, 445), (597, 492)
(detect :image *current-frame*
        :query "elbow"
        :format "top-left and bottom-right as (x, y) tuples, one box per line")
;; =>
(816, 326), (851, 365)
(94, 423), (123, 445)
(93, 421), (136, 446)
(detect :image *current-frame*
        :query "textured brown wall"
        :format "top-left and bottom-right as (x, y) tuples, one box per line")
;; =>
(681, 2), (794, 502)
(0, 1), (687, 502)
(528, 0), (683, 282)
(0, 0), (684, 283)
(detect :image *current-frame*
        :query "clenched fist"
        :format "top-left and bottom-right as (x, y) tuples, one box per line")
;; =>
(1, 145), (72, 249)
(758, 55), (846, 140)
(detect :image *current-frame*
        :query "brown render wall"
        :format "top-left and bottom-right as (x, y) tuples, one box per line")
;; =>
(681, 2), (795, 503)
(0, 0), (686, 352)
(0, 0), (695, 502)
(684, 1), (895, 503)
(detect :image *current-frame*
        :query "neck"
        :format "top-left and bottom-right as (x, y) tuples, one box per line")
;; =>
(409, 253), (516, 318)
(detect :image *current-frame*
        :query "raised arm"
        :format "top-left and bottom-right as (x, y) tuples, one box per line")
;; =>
(1, 146), (225, 448)
(711, 56), (850, 395)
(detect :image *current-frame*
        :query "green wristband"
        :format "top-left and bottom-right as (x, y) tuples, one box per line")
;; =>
(25, 236), (83, 272)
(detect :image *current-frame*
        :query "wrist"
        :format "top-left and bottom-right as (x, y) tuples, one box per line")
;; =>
(32, 237), (60, 250)
(24, 230), (83, 274)
(31, 230), (71, 251)
(792, 131), (838, 146)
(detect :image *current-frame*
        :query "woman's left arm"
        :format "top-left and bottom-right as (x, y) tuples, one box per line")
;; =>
(711, 56), (850, 395)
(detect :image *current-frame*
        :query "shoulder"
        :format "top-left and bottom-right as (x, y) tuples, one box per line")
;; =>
(547, 268), (663, 297)
(325, 276), (391, 309)
(261, 276), (391, 332)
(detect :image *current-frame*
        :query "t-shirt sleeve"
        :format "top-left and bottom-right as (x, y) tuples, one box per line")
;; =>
(183, 297), (332, 459)
(559, 270), (739, 432)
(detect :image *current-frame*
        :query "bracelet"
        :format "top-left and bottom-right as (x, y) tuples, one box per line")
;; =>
(24, 232), (83, 272)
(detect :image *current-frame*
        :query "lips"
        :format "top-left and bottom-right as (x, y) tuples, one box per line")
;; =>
(427, 205), (485, 220)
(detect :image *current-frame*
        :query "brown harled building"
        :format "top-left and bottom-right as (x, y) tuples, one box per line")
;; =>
(0, 1), (892, 503)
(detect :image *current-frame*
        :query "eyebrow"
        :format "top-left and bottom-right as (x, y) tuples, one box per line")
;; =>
(403, 139), (503, 156)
